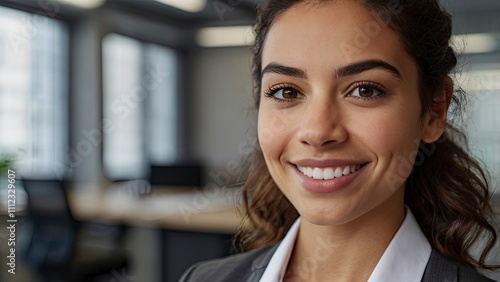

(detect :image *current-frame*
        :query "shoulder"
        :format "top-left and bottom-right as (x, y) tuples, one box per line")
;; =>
(423, 249), (494, 282)
(178, 244), (278, 282)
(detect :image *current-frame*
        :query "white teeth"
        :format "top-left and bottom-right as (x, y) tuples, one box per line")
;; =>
(296, 164), (363, 180)
(343, 166), (351, 175)
(312, 168), (323, 180)
(334, 167), (343, 178)
(307, 167), (313, 177)
(299, 166), (305, 174)
(324, 168), (334, 179)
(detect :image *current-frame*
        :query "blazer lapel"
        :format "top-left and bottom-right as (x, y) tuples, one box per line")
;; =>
(247, 244), (280, 282)
(421, 249), (458, 282)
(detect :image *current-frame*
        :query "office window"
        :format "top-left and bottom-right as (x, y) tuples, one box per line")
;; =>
(461, 68), (500, 191)
(0, 6), (68, 175)
(102, 33), (178, 180)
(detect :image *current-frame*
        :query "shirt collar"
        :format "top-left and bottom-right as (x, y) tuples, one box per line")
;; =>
(259, 208), (431, 282)
(259, 217), (300, 282)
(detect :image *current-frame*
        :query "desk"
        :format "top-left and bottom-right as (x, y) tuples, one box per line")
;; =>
(69, 184), (244, 281)
(68, 185), (244, 234)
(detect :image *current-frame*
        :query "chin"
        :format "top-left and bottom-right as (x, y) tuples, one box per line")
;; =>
(296, 202), (365, 227)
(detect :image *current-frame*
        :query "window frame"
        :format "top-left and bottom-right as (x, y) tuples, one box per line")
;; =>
(98, 11), (190, 181)
(0, 3), (71, 177)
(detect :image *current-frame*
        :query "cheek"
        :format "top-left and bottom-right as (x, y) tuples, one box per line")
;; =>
(257, 107), (294, 156)
(257, 110), (287, 185)
(352, 108), (422, 190)
(353, 102), (423, 151)
(347, 106), (423, 178)
(258, 109), (281, 161)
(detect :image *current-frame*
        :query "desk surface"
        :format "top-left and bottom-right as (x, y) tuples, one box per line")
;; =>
(69, 185), (244, 234)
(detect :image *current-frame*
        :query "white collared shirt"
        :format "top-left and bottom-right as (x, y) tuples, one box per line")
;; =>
(259, 208), (431, 282)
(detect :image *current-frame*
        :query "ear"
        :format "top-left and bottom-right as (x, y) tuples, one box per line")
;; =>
(422, 76), (453, 143)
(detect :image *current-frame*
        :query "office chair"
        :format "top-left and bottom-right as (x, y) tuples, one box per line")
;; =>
(19, 178), (128, 282)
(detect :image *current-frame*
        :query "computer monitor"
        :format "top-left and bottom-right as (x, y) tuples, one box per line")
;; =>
(149, 164), (203, 187)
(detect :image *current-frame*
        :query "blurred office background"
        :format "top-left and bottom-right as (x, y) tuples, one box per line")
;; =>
(0, 0), (499, 281)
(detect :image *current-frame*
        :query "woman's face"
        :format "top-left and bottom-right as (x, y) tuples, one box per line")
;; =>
(258, 0), (443, 225)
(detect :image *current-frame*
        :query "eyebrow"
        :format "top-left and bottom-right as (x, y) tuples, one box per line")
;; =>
(261, 63), (307, 79)
(335, 59), (402, 80)
(261, 59), (402, 80)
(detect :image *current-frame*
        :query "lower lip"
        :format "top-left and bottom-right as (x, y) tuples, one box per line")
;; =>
(293, 164), (367, 193)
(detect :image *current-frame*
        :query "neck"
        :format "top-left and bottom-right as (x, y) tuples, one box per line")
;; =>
(284, 195), (405, 282)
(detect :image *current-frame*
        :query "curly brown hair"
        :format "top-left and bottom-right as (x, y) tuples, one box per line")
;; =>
(235, 0), (499, 272)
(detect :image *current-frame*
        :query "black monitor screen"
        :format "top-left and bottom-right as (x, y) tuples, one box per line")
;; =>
(149, 165), (203, 187)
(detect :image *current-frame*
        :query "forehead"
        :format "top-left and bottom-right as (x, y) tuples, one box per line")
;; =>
(261, 0), (416, 79)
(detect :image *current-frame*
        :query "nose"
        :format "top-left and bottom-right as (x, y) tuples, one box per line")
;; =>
(297, 97), (348, 147)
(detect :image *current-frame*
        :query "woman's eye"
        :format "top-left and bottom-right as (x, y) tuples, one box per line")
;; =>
(272, 87), (303, 100)
(351, 85), (383, 98)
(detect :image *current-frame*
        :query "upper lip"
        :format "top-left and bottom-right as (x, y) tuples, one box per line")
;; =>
(292, 159), (369, 168)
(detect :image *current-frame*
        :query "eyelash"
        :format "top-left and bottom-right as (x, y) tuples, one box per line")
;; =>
(264, 81), (388, 103)
(348, 81), (388, 101)
(263, 81), (388, 103)
(263, 83), (300, 103)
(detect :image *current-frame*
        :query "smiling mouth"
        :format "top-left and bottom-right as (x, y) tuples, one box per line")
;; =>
(296, 163), (367, 180)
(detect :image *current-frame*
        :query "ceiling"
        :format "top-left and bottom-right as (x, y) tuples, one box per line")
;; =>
(108, 0), (500, 24)
(441, 0), (500, 13)
(4, 0), (500, 27)
(103, 0), (260, 26)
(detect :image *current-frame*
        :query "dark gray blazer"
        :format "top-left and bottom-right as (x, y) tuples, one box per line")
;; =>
(179, 245), (495, 282)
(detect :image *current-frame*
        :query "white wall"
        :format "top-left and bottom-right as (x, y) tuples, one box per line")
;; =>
(189, 47), (257, 179)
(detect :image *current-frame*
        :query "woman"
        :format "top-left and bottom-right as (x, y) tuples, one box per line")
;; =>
(180, 0), (499, 281)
